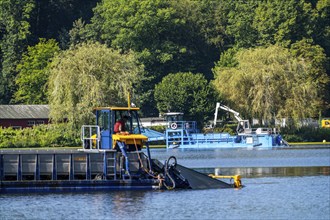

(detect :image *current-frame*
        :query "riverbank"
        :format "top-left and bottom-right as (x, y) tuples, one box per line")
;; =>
(288, 142), (330, 149)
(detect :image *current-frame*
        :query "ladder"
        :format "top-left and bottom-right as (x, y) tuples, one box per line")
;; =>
(105, 152), (117, 180)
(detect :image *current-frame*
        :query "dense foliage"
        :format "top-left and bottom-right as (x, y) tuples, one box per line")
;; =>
(83, 0), (220, 115)
(155, 72), (216, 125)
(0, 0), (34, 104)
(213, 45), (329, 125)
(14, 38), (60, 104)
(281, 127), (330, 142)
(0, 124), (80, 148)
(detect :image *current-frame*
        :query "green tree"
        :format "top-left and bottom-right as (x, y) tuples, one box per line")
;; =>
(290, 38), (330, 115)
(14, 38), (60, 104)
(225, 0), (259, 48)
(29, 0), (98, 48)
(0, 0), (35, 104)
(312, 0), (330, 57)
(213, 45), (328, 125)
(86, 0), (185, 116)
(154, 72), (216, 125)
(83, 0), (222, 116)
(48, 42), (145, 128)
(253, 0), (315, 47)
(175, 0), (226, 50)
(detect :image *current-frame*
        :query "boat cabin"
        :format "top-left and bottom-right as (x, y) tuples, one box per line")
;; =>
(163, 112), (184, 122)
(81, 107), (147, 151)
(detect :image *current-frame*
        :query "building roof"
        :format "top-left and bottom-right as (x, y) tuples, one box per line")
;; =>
(0, 105), (49, 119)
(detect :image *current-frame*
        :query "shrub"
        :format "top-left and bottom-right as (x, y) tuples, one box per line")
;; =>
(281, 126), (330, 142)
(0, 124), (80, 148)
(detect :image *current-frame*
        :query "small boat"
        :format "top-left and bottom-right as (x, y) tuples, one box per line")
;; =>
(0, 100), (240, 193)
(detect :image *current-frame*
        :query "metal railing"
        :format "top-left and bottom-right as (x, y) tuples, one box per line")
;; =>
(81, 125), (101, 150)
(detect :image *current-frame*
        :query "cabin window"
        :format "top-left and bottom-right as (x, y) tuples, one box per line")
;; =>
(113, 110), (141, 134)
(98, 111), (110, 131)
(130, 111), (141, 134)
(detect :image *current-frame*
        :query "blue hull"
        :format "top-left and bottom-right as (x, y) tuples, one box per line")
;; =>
(166, 132), (286, 149)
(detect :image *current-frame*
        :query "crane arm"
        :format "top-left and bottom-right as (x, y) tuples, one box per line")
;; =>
(213, 103), (243, 127)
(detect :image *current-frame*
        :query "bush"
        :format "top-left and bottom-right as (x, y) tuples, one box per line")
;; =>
(0, 124), (80, 148)
(281, 126), (330, 142)
(282, 134), (304, 142)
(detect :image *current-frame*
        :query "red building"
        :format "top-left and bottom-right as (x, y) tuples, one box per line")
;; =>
(0, 105), (50, 129)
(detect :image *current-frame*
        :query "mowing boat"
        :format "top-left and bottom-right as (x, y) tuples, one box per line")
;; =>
(143, 103), (289, 149)
(0, 100), (240, 193)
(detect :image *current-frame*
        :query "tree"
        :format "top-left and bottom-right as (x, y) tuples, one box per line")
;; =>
(311, 0), (330, 57)
(14, 38), (60, 104)
(48, 42), (145, 128)
(290, 38), (330, 115)
(83, 0), (222, 116)
(29, 0), (98, 48)
(224, 0), (259, 48)
(154, 72), (216, 125)
(253, 0), (315, 47)
(0, 0), (35, 104)
(213, 45), (328, 125)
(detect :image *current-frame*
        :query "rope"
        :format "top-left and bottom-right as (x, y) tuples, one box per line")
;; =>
(133, 138), (160, 180)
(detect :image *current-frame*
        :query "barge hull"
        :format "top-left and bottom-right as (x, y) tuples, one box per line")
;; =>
(0, 179), (159, 193)
(0, 149), (159, 193)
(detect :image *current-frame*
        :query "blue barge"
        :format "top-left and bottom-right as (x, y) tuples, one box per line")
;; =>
(157, 103), (289, 149)
(0, 102), (239, 193)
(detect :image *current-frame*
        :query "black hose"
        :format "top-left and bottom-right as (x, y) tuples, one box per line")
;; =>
(167, 156), (177, 168)
(163, 156), (177, 190)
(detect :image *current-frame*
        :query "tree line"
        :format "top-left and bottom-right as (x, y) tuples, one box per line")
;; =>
(1, 0), (329, 129)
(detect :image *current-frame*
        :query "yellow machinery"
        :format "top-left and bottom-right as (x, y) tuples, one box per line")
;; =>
(209, 174), (242, 188)
(321, 119), (330, 128)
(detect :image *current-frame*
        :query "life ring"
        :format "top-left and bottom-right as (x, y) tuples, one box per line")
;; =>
(170, 122), (178, 130)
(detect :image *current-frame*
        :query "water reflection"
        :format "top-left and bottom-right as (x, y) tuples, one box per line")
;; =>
(197, 166), (330, 178)
(149, 148), (330, 168)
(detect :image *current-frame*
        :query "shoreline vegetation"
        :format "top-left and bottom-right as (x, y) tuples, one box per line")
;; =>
(1, 124), (330, 149)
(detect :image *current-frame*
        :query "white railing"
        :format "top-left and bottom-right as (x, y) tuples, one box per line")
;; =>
(81, 125), (101, 150)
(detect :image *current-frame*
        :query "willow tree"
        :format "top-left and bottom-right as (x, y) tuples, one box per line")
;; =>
(213, 45), (329, 125)
(48, 42), (145, 128)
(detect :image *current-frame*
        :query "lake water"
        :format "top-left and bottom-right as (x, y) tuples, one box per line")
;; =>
(1, 147), (329, 220)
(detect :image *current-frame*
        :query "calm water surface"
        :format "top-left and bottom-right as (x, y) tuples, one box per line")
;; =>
(0, 148), (329, 220)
